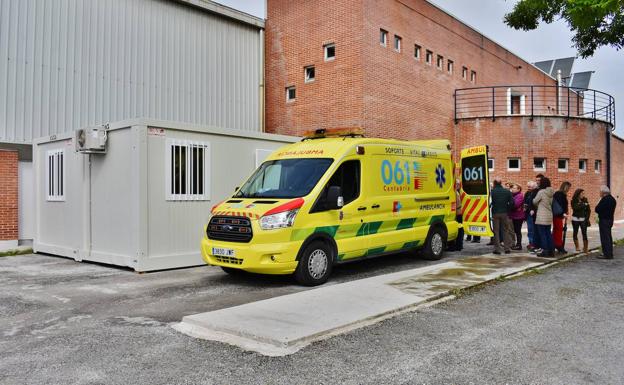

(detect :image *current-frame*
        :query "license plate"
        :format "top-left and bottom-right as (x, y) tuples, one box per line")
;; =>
(212, 247), (235, 257)
(468, 225), (486, 233)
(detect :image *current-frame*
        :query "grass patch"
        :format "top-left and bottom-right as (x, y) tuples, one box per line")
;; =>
(614, 238), (624, 246)
(0, 248), (33, 257)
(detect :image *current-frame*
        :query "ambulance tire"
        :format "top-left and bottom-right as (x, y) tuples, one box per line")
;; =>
(294, 240), (334, 286)
(422, 226), (447, 261)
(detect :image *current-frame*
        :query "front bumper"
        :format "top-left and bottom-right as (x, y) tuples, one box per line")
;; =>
(200, 237), (302, 275)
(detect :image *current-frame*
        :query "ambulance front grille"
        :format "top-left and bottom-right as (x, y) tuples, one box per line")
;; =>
(207, 216), (253, 243)
(214, 256), (244, 265)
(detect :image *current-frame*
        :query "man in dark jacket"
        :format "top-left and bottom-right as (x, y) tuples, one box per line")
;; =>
(491, 178), (514, 254)
(595, 185), (617, 259)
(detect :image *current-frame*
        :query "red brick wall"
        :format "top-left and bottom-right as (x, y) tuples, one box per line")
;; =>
(0, 150), (18, 241)
(456, 117), (610, 213)
(610, 135), (624, 219)
(265, 0), (556, 138)
(360, 0), (555, 140)
(265, 0), (365, 136)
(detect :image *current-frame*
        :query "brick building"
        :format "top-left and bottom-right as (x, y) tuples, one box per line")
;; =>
(265, 0), (623, 217)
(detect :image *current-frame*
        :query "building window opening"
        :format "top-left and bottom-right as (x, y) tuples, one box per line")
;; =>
(595, 159), (602, 173)
(507, 89), (526, 115)
(447, 60), (454, 74)
(286, 86), (296, 102)
(414, 44), (421, 60)
(426, 50), (433, 65)
(579, 159), (587, 172)
(380, 29), (388, 47)
(488, 158), (494, 171)
(167, 140), (210, 201)
(533, 157), (546, 171)
(507, 158), (521, 171)
(437, 55), (443, 70)
(305, 66), (315, 83)
(470, 70), (477, 83)
(324, 43), (335, 61)
(558, 158), (569, 172)
(462, 66), (468, 80)
(46, 149), (65, 201)
(394, 35), (401, 52)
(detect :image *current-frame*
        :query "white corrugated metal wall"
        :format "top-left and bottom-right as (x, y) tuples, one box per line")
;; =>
(0, 0), (263, 144)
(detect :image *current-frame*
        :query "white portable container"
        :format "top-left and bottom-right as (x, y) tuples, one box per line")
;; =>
(33, 119), (296, 271)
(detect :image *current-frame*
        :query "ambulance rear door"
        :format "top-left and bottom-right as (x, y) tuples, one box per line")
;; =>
(459, 145), (494, 237)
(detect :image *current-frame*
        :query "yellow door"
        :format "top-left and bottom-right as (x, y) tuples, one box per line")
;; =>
(293, 157), (371, 262)
(459, 145), (494, 237)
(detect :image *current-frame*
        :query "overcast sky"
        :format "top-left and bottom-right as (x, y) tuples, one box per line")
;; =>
(214, 0), (623, 135)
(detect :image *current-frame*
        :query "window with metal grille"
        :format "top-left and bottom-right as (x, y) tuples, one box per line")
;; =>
(166, 139), (211, 201)
(46, 149), (65, 201)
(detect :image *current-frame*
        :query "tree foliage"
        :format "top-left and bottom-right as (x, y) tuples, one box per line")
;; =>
(504, 0), (624, 57)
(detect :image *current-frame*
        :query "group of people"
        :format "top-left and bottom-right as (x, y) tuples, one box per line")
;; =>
(456, 174), (617, 259)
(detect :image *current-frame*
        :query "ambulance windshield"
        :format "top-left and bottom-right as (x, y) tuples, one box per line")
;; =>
(234, 158), (333, 199)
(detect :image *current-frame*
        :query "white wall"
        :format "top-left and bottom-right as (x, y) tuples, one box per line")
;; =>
(18, 161), (34, 241)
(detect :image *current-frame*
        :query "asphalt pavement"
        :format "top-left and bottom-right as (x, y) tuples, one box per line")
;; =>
(1, 231), (623, 384)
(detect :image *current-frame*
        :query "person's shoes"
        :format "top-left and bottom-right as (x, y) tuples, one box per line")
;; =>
(538, 250), (555, 258)
(583, 241), (589, 253)
(493, 250), (501, 255)
(574, 239), (580, 252)
(527, 244), (535, 251)
(471, 239), (481, 243)
(597, 254), (613, 260)
(511, 245), (522, 251)
(558, 248), (568, 254)
(530, 248), (542, 254)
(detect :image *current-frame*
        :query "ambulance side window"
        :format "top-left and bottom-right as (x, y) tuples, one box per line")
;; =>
(313, 160), (360, 212)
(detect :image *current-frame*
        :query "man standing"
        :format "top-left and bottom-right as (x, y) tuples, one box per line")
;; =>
(491, 178), (514, 254)
(595, 185), (617, 259)
(452, 180), (464, 252)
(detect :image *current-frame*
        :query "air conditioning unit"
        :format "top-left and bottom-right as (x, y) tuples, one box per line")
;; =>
(75, 126), (107, 154)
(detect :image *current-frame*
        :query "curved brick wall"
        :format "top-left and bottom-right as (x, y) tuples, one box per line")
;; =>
(455, 116), (617, 217)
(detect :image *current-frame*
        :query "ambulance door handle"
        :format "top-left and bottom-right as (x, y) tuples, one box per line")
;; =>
(357, 206), (367, 211)
(371, 204), (380, 209)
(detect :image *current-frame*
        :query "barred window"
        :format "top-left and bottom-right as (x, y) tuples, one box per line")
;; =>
(46, 149), (65, 201)
(166, 139), (210, 201)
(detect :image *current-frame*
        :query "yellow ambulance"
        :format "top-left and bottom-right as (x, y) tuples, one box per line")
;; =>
(201, 129), (492, 285)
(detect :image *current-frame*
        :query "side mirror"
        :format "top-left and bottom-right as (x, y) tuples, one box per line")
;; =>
(327, 186), (344, 210)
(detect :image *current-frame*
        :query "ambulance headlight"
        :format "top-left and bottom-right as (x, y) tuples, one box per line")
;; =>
(260, 209), (299, 230)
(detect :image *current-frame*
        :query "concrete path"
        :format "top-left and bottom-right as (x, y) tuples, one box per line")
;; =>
(174, 253), (553, 356)
(174, 220), (624, 356)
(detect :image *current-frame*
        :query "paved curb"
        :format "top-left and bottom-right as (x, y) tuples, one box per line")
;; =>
(173, 239), (621, 357)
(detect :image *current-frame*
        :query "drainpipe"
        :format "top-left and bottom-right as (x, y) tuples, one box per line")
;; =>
(606, 127), (611, 188)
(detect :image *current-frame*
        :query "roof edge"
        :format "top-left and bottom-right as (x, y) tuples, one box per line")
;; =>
(425, 0), (557, 83)
(174, 0), (265, 29)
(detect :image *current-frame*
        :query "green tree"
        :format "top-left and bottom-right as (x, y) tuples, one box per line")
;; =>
(504, 0), (624, 58)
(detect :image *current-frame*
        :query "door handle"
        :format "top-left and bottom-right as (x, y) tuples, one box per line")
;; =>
(357, 206), (367, 211)
(371, 204), (380, 209)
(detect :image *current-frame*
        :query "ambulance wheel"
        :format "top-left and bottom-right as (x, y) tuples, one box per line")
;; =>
(294, 240), (333, 286)
(221, 266), (245, 276)
(422, 226), (447, 261)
